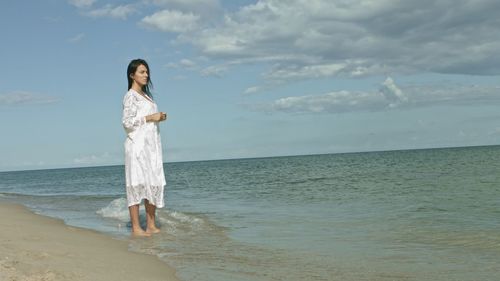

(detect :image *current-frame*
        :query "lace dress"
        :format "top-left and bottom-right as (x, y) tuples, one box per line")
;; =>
(122, 89), (166, 208)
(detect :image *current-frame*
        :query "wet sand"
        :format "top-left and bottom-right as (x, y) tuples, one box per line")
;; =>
(0, 203), (178, 281)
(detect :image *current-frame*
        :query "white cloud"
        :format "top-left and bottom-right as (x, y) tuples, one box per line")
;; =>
(141, 10), (199, 33)
(266, 61), (390, 81)
(149, 0), (218, 6)
(380, 77), (408, 107)
(243, 86), (260, 95)
(87, 4), (136, 20)
(0, 91), (59, 106)
(73, 152), (112, 165)
(167, 58), (198, 69)
(251, 90), (384, 114)
(200, 64), (227, 77)
(68, 33), (85, 43)
(159, 0), (500, 84)
(147, 0), (220, 14)
(179, 58), (197, 68)
(69, 0), (97, 8)
(248, 77), (500, 114)
(266, 63), (347, 81)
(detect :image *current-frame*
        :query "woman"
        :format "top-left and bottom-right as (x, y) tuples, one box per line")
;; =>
(122, 58), (167, 236)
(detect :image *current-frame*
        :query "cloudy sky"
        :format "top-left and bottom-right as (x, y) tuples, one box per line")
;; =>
(1, 0), (500, 171)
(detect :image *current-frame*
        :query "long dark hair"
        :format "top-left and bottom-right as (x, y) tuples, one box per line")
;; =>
(127, 58), (153, 99)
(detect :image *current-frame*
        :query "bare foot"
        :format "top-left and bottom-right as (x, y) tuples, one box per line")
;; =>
(146, 227), (161, 234)
(131, 229), (151, 237)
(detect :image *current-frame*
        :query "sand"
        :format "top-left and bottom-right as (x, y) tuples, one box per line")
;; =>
(0, 203), (178, 281)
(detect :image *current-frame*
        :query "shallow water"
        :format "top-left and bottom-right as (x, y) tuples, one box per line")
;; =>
(1, 146), (500, 280)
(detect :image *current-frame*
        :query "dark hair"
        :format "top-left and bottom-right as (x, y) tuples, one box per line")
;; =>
(127, 58), (153, 99)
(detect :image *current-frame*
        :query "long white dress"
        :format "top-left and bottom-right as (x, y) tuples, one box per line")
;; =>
(122, 89), (166, 208)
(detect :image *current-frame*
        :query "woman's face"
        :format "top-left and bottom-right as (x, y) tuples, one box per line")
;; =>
(131, 64), (149, 87)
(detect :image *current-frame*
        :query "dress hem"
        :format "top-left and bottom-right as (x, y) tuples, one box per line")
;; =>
(125, 184), (165, 208)
(126, 199), (165, 208)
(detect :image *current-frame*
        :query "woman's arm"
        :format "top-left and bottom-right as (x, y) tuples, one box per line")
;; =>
(145, 112), (167, 122)
(122, 94), (146, 133)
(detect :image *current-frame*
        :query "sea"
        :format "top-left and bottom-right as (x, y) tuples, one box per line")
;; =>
(1, 146), (499, 281)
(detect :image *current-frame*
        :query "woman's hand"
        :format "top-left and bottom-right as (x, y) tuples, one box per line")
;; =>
(146, 112), (167, 122)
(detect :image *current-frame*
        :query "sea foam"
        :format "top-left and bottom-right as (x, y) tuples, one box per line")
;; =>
(96, 197), (129, 222)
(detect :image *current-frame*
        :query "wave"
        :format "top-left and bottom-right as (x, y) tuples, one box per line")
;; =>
(157, 209), (207, 234)
(96, 198), (224, 236)
(96, 197), (130, 222)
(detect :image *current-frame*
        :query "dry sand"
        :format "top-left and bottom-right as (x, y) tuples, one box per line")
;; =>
(0, 203), (178, 281)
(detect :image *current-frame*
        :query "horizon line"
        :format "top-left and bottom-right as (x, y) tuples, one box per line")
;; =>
(2, 143), (499, 173)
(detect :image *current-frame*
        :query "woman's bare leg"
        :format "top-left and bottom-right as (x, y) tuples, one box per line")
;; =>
(129, 204), (150, 237)
(145, 200), (161, 234)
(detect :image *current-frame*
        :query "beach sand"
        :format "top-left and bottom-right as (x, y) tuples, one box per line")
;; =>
(0, 203), (178, 281)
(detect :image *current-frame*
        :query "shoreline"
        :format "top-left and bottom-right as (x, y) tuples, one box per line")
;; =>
(0, 202), (178, 281)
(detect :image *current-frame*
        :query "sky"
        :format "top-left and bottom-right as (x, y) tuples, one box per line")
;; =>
(1, 0), (500, 171)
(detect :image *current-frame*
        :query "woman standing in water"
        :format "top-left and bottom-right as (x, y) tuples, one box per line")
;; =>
(122, 59), (167, 236)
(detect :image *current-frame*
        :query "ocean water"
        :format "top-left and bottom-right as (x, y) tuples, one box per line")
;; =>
(1, 146), (500, 281)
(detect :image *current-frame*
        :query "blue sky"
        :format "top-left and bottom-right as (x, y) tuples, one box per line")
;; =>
(1, 0), (500, 171)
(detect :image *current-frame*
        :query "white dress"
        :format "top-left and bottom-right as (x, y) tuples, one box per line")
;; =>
(122, 89), (166, 208)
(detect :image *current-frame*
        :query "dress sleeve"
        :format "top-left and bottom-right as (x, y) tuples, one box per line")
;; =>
(122, 93), (146, 134)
